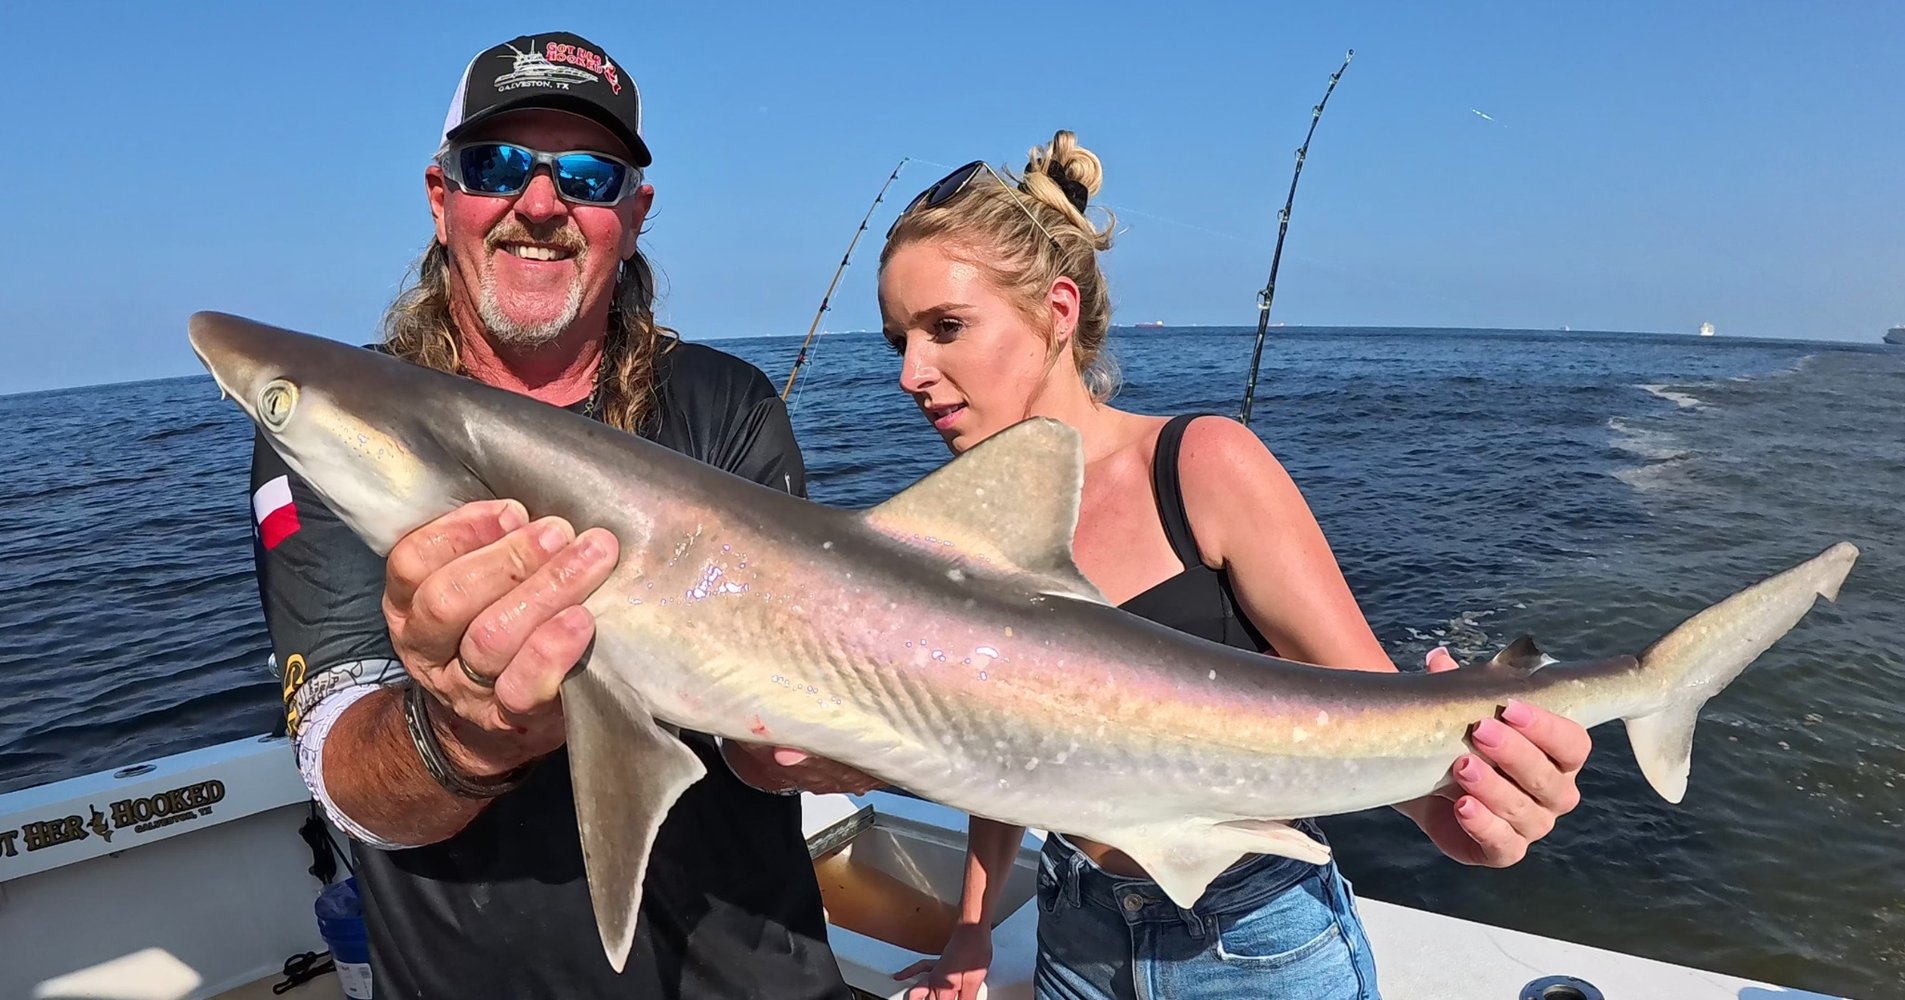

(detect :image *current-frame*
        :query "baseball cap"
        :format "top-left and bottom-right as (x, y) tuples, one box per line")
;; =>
(439, 31), (651, 167)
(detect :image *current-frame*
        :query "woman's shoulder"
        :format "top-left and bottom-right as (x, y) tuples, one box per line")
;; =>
(1169, 413), (1313, 552)
(1106, 410), (1286, 494)
(1170, 412), (1285, 476)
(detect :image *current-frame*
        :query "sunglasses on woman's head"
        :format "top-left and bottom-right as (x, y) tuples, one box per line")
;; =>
(887, 160), (1060, 249)
(439, 141), (644, 207)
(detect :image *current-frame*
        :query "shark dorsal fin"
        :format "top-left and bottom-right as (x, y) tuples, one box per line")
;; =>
(862, 417), (1108, 604)
(1486, 634), (1553, 672)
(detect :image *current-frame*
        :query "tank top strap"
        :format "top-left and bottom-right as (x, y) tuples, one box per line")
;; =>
(1150, 413), (1223, 570)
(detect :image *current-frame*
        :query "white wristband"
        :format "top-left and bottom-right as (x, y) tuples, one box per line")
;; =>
(294, 663), (419, 850)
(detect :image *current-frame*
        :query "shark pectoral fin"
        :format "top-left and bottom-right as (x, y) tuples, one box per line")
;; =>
(1111, 820), (1331, 909)
(563, 665), (708, 973)
(861, 417), (1109, 604)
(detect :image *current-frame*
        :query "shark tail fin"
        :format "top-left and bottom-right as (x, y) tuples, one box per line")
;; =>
(1623, 542), (1857, 803)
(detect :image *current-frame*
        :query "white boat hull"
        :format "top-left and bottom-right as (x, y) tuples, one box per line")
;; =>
(0, 734), (1855, 1000)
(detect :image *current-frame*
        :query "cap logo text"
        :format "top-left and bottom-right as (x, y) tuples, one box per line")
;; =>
(545, 42), (620, 95)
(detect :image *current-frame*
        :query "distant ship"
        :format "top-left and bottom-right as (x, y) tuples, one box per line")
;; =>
(1699, 321), (1716, 337)
(1134, 320), (1167, 329)
(1886, 325), (1905, 346)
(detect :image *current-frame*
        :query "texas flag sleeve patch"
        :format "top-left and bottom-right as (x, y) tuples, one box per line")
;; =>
(252, 474), (302, 550)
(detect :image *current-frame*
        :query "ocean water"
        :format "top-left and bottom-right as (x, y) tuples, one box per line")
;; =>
(1, 326), (1899, 997)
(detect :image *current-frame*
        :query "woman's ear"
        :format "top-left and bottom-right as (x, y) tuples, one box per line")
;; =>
(1048, 275), (1082, 348)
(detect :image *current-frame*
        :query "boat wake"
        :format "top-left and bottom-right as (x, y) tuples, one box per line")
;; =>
(1637, 384), (1707, 410)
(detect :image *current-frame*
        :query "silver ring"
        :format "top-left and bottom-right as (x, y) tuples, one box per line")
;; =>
(458, 659), (497, 689)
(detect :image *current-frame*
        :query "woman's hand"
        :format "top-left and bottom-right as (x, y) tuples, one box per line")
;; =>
(1402, 647), (1594, 866)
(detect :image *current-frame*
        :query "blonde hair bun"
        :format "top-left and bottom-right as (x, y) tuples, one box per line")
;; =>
(1021, 130), (1114, 252)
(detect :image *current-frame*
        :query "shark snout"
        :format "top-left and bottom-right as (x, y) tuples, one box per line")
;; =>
(188, 311), (286, 410)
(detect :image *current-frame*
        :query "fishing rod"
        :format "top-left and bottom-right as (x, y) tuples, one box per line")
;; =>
(781, 157), (912, 403)
(1237, 49), (1354, 427)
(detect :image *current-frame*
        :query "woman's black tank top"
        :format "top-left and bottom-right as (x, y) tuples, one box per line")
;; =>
(1117, 414), (1274, 654)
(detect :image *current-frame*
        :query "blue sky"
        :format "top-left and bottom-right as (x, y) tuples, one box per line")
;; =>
(3, 1), (1900, 394)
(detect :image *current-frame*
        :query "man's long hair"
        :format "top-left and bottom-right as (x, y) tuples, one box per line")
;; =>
(380, 241), (675, 433)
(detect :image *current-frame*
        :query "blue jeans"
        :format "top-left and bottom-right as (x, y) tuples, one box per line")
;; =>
(1032, 826), (1380, 999)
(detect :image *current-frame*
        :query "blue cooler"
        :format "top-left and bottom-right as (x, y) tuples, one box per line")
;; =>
(314, 877), (374, 999)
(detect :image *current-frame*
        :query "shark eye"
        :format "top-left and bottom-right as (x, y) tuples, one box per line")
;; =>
(260, 380), (298, 429)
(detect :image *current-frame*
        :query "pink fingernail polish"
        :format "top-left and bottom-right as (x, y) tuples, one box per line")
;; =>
(1473, 719), (1506, 748)
(1503, 700), (1536, 727)
(1457, 798), (1479, 819)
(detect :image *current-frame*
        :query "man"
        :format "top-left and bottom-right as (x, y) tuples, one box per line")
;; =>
(252, 31), (868, 999)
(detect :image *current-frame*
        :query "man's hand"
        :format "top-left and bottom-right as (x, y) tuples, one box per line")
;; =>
(895, 922), (993, 1000)
(381, 499), (620, 777)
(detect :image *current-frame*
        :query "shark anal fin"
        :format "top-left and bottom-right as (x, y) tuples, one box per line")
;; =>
(861, 418), (1109, 604)
(564, 664), (707, 973)
(1108, 819), (1332, 910)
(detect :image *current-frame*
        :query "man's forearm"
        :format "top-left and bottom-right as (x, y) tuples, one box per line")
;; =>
(321, 687), (497, 845)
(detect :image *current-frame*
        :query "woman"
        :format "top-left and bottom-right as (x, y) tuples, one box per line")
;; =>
(878, 132), (1593, 1000)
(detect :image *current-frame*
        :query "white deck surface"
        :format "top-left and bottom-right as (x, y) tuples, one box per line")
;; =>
(809, 792), (1854, 1000)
